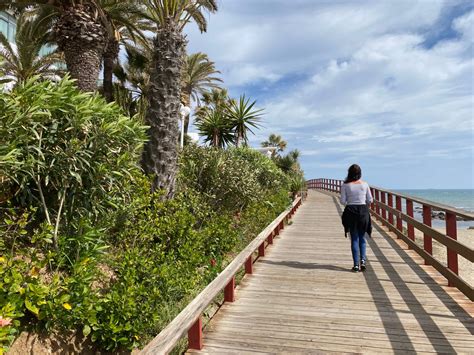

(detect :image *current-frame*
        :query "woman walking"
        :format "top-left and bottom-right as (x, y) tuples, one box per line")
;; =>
(340, 164), (373, 272)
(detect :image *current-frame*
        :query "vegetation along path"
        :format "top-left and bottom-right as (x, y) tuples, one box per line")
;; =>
(188, 190), (474, 354)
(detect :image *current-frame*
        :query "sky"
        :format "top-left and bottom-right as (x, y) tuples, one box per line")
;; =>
(185, 0), (474, 189)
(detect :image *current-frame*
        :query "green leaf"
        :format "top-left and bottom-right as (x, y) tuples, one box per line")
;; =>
(25, 298), (39, 316)
(70, 171), (82, 184)
(83, 324), (91, 337)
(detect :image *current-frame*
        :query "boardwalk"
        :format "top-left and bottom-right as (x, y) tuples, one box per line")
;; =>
(188, 190), (474, 354)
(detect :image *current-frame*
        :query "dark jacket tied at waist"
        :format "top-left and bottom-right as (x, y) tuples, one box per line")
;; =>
(341, 204), (372, 237)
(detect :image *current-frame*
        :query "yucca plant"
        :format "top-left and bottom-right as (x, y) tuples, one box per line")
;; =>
(195, 109), (234, 148)
(227, 94), (264, 147)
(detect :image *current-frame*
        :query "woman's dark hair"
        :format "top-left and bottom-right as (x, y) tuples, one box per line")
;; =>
(344, 164), (362, 183)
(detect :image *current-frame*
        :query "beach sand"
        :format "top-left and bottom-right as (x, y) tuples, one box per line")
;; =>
(414, 227), (473, 286)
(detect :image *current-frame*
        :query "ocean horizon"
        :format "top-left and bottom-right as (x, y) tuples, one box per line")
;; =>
(393, 189), (474, 212)
(391, 189), (473, 229)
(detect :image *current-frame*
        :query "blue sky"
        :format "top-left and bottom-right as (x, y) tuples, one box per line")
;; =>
(185, 0), (473, 189)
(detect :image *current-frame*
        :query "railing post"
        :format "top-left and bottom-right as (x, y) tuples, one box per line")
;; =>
(375, 190), (380, 216)
(267, 231), (274, 245)
(422, 205), (432, 265)
(188, 317), (203, 350)
(396, 196), (403, 235)
(446, 212), (458, 286)
(381, 192), (387, 221)
(245, 256), (253, 274)
(387, 193), (394, 225)
(406, 199), (415, 244)
(224, 276), (235, 302)
(258, 242), (265, 257)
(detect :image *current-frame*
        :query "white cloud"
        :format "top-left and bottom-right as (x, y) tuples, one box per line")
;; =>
(185, 1), (474, 187)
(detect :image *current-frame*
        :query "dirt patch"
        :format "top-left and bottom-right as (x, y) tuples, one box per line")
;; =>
(7, 331), (140, 355)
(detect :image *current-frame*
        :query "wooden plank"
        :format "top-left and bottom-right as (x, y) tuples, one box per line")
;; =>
(210, 312), (473, 342)
(203, 326), (469, 353)
(208, 322), (474, 350)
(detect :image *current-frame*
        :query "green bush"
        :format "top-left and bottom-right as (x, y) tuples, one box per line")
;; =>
(84, 177), (239, 350)
(1, 79), (295, 353)
(178, 146), (288, 213)
(232, 147), (289, 192)
(0, 76), (147, 248)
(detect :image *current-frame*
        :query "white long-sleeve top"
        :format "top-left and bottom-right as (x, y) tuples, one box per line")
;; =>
(340, 181), (373, 206)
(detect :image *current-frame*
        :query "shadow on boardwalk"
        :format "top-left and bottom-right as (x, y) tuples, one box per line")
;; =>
(331, 193), (473, 353)
(260, 259), (353, 273)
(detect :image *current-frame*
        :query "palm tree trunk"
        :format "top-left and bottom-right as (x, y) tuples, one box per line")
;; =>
(54, 4), (107, 92)
(142, 23), (186, 198)
(103, 38), (119, 102)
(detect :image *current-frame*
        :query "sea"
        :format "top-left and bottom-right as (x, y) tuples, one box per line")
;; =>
(393, 189), (474, 229)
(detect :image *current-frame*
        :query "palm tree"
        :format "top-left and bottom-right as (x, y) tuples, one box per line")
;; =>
(195, 109), (234, 148)
(141, 0), (217, 198)
(101, 1), (151, 102)
(114, 41), (153, 99)
(0, 12), (64, 87)
(195, 88), (231, 123)
(181, 52), (222, 134)
(227, 95), (264, 147)
(261, 134), (287, 158)
(113, 41), (152, 119)
(27, 0), (109, 92)
(200, 88), (230, 111)
(9, 0), (149, 92)
(277, 150), (301, 174)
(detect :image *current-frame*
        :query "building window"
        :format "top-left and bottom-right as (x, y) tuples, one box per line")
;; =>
(0, 11), (17, 44)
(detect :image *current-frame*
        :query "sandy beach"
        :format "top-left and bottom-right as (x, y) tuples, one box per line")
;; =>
(414, 227), (473, 286)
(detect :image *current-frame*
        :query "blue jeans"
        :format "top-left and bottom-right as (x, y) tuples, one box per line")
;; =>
(350, 229), (366, 266)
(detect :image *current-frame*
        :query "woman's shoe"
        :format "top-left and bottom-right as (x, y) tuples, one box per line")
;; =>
(360, 260), (366, 271)
(352, 266), (360, 272)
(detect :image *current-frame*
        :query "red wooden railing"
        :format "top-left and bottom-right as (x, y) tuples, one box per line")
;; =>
(141, 197), (302, 354)
(307, 178), (474, 301)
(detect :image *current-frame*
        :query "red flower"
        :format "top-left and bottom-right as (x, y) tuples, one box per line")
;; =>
(210, 259), (217, 267)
